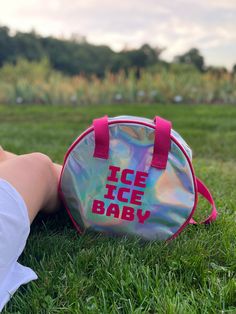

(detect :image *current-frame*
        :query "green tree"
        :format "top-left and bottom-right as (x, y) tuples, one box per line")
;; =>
(232, 64), (236, 74)
(0, 25), (163, 77)
(0, 26), (12, 66)
(12, 31), (45, 61)
(174, 48), (205, 72)
(40, 37), (114, 76)
(114, 44), (162, 77)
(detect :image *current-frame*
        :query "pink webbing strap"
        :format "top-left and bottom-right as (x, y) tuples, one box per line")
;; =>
(93, 115), (109, 159)
(93, 115), (172, 168)
(189, 178), (218, 225)
(151, 116), (172, 170)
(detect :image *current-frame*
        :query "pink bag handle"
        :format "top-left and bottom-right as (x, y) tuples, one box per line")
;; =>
(151, 116), (172, 169)
(93, 115), (172, 170)
(93, 115), (109, 159)
(189, 177), (218, 225)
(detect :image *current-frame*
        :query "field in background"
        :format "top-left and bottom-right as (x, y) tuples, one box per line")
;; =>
(0, 104), (235, 313)
(0, 59), (236, 106)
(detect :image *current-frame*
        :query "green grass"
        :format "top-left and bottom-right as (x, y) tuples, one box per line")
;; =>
(0, 104), (235, 314)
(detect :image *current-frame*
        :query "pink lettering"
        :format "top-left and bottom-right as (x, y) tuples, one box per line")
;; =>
(137, 209), (150, 223)
(92, 200), (105, 214)
(117, 187), (130, 203)
(134, 171), (148, 188)
(121, 169), (134, 185)
(130, 189), (144, 205)
(104, 184), (117, 200)
(121, 206), (134, 221)
(106, 203), (120, 218)
(107, 165), (120, 182)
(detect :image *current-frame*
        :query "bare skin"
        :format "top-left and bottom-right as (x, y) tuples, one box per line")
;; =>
(0, 146), (62, 224)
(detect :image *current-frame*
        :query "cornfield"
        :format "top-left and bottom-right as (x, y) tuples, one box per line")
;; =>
(0, 59), (235, 105)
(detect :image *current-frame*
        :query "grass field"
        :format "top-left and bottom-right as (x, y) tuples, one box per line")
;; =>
(0, 104), (235, 314)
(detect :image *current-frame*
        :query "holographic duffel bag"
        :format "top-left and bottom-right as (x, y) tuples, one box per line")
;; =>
(59, 115), (217, 241)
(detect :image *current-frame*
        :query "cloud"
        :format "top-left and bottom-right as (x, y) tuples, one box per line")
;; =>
(0, 0), (235, 68)
(195, 0), (236, 10)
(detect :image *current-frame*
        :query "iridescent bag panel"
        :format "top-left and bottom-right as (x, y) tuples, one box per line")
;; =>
(59, 115), (217, 241)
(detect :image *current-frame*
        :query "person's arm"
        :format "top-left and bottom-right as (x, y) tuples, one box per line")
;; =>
(0, 150), (62, 223)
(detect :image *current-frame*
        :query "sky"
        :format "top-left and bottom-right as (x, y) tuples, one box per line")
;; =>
(0, 0), (236, 69)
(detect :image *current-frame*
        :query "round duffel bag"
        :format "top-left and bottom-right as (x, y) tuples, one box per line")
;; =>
(59, 115), (217, 241)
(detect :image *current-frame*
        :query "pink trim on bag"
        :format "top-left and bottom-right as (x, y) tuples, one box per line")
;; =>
(189, 177), (217, 225)
(58, 179), (83, 235)
(58, 119), (198, 240)
(151, 116), (172, 169)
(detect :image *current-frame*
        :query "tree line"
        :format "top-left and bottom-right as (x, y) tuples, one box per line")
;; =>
(0, 26), (233, 77)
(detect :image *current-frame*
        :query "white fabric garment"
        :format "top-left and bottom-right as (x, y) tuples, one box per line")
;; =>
(0, 178), (38, 312)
